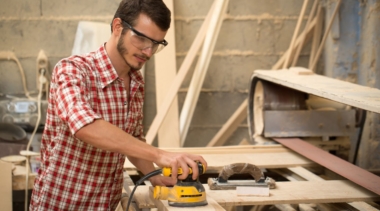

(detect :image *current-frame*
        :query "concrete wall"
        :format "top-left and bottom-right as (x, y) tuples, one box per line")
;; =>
(323, 0), (380, 170)
(1, 0), (377, 168)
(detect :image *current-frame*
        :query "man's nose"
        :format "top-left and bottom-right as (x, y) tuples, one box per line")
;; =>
(142, 47), (153, 57)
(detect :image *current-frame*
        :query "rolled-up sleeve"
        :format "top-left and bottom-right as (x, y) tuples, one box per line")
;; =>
(53, 59), (101, 135)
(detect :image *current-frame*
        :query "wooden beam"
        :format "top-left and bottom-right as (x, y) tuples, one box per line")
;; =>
(179, 0), (229, 145)
(145, 1), (216, 145)
(309, 0), (342, 71)
(291, 0), (319, 67)
(272, 16), (317, 70)
(283, 0), (309, 68)
(309, 5), (324, 69)
(154, 0), (180, 147)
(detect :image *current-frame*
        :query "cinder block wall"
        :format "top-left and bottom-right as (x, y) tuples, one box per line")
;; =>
(0, 0), (313, 148)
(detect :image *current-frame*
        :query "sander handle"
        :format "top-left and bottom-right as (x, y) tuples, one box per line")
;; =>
(218, 163), (264, 183)
(162, 162), (206, 177)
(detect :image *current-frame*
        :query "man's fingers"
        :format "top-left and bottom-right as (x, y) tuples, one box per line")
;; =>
(177, 159), (189, 180)
(171, 162), (178, 181)
(185, 157), (199, 180)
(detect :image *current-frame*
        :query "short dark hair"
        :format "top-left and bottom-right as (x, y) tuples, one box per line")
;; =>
(112, 0), (171, 33)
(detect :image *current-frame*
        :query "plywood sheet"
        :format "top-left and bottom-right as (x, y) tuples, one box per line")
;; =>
(254, 69), (380, 114)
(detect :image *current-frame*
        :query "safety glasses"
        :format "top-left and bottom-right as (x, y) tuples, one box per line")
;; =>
(122, 20), (168, 54)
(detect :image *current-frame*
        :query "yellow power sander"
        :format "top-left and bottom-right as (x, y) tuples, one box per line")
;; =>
(125, 162), (207, 211)
(153, 162), (208, 207)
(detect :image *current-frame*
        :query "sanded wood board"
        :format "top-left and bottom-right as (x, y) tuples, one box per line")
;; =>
(127, 180), (380, 208)
(288, 167), (380, 211)
(206, 180), (380, 206)
(253, 69), (380, 114)
(123, 146), (315, 171)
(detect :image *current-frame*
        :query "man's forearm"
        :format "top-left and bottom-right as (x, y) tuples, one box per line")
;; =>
(75, 119), (161, 162)
(128, 156), (156, 175)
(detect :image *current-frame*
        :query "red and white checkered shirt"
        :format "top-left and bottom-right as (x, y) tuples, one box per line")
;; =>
(30, 45), (145, 211)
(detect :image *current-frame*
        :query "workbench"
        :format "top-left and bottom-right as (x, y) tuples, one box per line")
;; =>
(123, 145), (380, 211)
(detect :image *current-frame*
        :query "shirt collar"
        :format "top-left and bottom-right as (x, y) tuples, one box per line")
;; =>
(95, 44), (145, 89)
(95, 44), (118, 89)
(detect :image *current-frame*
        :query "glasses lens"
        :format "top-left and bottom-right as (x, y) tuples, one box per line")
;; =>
(155, 44), (165, 53)
(129, 30), (165, 54)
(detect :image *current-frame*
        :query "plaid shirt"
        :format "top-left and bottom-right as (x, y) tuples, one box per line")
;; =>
(30, 45), (145, 211)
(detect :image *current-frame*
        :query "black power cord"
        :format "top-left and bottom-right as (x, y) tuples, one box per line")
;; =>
(126, 169), (162, 211)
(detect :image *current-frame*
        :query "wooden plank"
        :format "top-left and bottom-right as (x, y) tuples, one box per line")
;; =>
(145, 1), (215, 145)
(124, 147), (315, 171)
(283, 0), (309, 68)
(274, 138), (380, 196)
(309, 0), (342, 71)
(0, 161), (13, 211)
(179, 0), (229, 145)
(309, 4), (323, 69)
(292, 0), (319, 67)
(128, 180), (380, 208)
(254, 69), (380, 114)
(154, 0), (180, 147)
(206, 180), (380, 206)
(288, 167), (380, 211)
(272, 16), (317, 70)
(264, 110), (355, 137)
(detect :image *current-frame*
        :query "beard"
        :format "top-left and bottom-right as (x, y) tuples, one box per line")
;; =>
(117, 33), (149, 70)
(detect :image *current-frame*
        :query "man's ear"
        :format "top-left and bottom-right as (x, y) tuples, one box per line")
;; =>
(111, 18), (123, 36)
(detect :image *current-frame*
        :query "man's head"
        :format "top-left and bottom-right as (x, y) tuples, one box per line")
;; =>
(112, 0), (171, 33)
(110, 0), (171, 70)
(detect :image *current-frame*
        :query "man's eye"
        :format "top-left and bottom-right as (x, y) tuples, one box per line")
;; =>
(136, 36), (146, 42)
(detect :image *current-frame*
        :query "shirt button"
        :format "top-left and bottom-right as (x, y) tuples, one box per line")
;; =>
(124, 101), (127, 105)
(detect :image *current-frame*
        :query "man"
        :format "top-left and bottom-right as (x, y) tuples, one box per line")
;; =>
(30, 0), (207, 210)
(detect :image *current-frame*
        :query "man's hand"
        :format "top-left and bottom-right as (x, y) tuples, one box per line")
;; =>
(155, 151), (207, 182)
